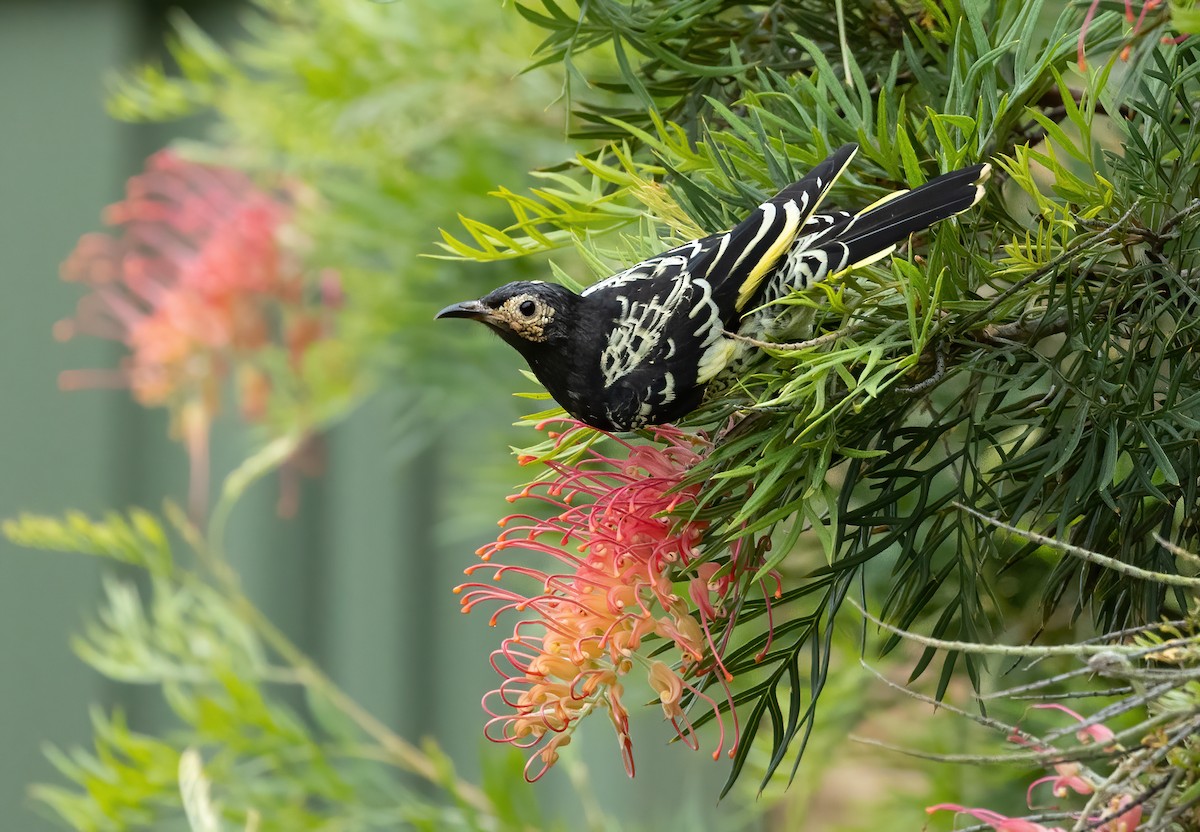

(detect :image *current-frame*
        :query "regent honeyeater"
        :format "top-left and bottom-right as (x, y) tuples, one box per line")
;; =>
(438, 144), (989, 431)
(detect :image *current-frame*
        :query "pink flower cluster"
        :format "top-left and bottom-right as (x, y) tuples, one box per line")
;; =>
(456, 420), (776, 781)
(927, 704), (1142, 832)
(1079, 0), (1190, 70)
(57, 150), (340, 513)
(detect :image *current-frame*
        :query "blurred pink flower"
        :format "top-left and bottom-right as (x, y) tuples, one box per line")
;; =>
(1078, 0), (1189, 70)
(456, 420), (776, 780)
(1026, 760), (1093, 806)
(57, 150), (337, 515)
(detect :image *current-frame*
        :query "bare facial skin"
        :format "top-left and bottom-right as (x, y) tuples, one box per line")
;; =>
(491, 293), (556, 343)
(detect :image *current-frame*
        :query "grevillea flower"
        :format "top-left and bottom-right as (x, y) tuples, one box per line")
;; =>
(56, 150), (340, 515)
(1078, 0), (1190, 71)
(1097, 795), (1143, 832)
(1029, 703), (1117, 746)
(456, 420), (777, 781)
(1011, 704), (1114, 806)
(930, 705), (1142, 831)
(1026, 759), (1093, 806)
(926, 804), (1066, 832)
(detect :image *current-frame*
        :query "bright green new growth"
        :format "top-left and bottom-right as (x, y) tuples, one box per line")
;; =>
(8, 506), (546, 831)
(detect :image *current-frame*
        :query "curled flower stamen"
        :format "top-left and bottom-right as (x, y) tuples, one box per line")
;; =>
(457, 419), (775, 779)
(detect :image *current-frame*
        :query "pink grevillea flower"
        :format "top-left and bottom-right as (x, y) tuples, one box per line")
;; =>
(1014, 704), (1117, 807)
(1096, 795), (1143, 832)
(1026, 759), (1093, 806)
(1022, 705), (1142, 830)
(56, 150), (339, 515)
(926, 804), (1066, 832)
(930, 705), (1141, 831)
(1006, 703), (1116, 808)
(456, 420), (777, 781)
(1030, 703), (1117, 746)
(1078, 0), (1190, 70)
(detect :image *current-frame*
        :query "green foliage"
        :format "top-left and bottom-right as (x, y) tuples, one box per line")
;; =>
(4, 511), (173, 576)
(444, 0), (1200, 802)
(515, 0), (924, 138)
(4, 1), (670, 827)
(4, 509), (564, 832)
(1172, 1), (1200, 35)
(9, 0), (1200, 827)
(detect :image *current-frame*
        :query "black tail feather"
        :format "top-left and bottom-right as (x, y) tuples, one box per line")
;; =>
(830, 163), (990, 260)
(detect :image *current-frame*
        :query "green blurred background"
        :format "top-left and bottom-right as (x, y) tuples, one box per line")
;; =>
(0, 1), (744, 828)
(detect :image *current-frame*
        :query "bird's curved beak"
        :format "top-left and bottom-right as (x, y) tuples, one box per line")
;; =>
(435, 299), (490, 320)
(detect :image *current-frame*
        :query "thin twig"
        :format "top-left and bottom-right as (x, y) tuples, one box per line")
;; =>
(975, 313), (1070, 345)
(1153, 778), (1200, 829)
(894, 346), (947, 395)
(958, 202), (1142, 330)
(857, 660), (1117, 795)
(1038, 681), (1178, 745)
(954, 502), (1200, 589)
(724, 322), (864, 352)
(858, 659), (1021, 736)
(850, 598), (1181, 658)
(1147, 768), (1185, 828)
(981, 633), (1197, 701)
(1153, 533), (1200, 566)
(1068, 618), (1194, 648)
(850, 727), (1130, 767)
(1158, 198), (1200, 236)
(1008, 687), (1134, 701)
(981, 663), (1108, 700)
(168, 504), (502, 819)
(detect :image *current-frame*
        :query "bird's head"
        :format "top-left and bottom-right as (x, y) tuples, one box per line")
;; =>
(435, 281), (581, 358)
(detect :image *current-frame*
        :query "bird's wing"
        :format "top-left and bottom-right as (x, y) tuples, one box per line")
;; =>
(751, 161), (992, 304)
(683, 144), (860, 314)
(580, 235), (721, 297)
(582, 143), (860, 317)
(571, 144), (868, 426)
(590, 253), (726, 385)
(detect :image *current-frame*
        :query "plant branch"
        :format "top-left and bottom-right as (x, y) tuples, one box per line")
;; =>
(954, 502), (1200, 589)
(166, 505), (502, 819)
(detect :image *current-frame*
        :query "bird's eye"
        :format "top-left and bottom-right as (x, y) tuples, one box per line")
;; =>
(518, 300), (538, 317)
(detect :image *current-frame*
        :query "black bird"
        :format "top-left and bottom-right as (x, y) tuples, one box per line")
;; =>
(437, 144), (989, 431)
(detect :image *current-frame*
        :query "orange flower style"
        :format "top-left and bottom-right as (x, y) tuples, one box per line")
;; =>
(457, 421), (773, 780)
